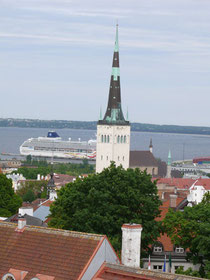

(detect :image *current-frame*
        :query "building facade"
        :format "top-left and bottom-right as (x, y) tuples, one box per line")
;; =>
(96, 25), (130, 173)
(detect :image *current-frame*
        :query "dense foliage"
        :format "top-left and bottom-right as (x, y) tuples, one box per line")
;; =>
(49, 163), (162, 252)
(15, 159), (95, 179)
(16, 180), (48, 202)
(0, 174), (22, 217)
(164, 193), (210, 279)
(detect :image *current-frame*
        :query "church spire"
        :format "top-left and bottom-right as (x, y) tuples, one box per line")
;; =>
(99, 25), (129, 125)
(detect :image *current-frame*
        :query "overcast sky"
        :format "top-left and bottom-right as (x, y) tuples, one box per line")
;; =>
(1, 0), (210, 126)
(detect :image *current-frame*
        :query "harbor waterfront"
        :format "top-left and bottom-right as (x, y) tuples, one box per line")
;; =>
(1, 127), (210, 162)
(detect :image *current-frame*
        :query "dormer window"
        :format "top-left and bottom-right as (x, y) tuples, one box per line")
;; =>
(153, 246), (162, 252)
(175, 247), (184, 253)
(153, 242), (163, 253)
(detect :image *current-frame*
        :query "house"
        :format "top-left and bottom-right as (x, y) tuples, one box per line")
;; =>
(0, 220), (119, 280)
(142, 189), (201, 273)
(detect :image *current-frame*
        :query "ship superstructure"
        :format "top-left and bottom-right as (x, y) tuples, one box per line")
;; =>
(20, 132), (96, 160)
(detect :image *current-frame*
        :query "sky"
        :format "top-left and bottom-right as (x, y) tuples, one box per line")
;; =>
(1, 0), (210, 126)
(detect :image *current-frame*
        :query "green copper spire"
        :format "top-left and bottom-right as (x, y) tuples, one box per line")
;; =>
(168, 150), (172, 166)
(98, 24), (129, 126)
(114, 24), (119, 52)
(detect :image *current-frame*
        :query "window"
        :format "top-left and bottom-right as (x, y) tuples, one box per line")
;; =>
(123, 156), (125, 161)
(101, 135), (103, 142)
(153, 265), (163, 271)
(104, 135), (106, 143)
(118, 156), (120, 161)
(107, 156), (108, 160)
(124, 135), (126, 143)
(153, 246), (162, 252)
(117, 135), (120, 143)
(101, 155), (103, 160)
(107, 135), (110, 143)
(121, 135), (123, 143)
(175, 247), (184, 253)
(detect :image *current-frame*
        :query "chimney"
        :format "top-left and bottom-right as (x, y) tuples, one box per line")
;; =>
(19, 207), (33, 217)
(121, 224), (143, 268)
(18, 216), (26, 230)
(169, 194), (177, 208)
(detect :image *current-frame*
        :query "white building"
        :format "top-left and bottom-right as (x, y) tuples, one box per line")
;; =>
(96, 25), (130, 173)
(187, 180), (210, 204)
(6, 173), (26, 191)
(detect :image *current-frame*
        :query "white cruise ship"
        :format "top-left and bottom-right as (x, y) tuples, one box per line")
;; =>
(20, 131), (96, 160)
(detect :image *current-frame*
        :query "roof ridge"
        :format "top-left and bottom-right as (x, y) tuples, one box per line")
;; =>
(0, 221), (104, 240)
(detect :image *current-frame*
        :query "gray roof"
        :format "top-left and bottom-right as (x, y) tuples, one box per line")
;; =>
(33, 205), (50, 222)
(5, 214), (47, 227)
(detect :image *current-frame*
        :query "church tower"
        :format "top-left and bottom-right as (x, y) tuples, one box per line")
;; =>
(96, 25), (130, 173)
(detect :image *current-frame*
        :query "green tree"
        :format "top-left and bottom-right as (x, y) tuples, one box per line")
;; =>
(49, 163), (162, 252)
(164, 193), (210, 278)
(0, 174), (22, 217)
(22, 189), (35, 203)
(17, 180), (48, 201)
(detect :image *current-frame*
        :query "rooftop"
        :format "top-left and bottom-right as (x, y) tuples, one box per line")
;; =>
(0, 221), (105, 280)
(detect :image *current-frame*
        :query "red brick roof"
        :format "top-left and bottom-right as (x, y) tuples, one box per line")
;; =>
(0, 222), (105, 280)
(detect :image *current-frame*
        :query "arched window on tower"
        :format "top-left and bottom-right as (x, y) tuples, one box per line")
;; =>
(121, 136), (123, 143)
(104, 135), (106, 143)
(124, 136), (126, 143)
(101, 135), (103, 143)
(107, 135), (110, 143)
(117, 135), (120, 143)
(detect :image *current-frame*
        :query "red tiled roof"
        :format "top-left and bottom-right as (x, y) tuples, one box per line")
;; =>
(155, 192), (188, 252)
(156, 177), (210, 190)
(0, 222), (105, 280)
(40, 199), (54, 207)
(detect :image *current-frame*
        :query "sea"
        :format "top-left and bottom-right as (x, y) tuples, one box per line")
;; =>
(0, 127), (210, 162)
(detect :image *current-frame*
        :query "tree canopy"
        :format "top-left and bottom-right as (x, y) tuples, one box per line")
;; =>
(0, 174), (22, 217)
(49, 163), (162, 252)
(164, 193), (210, 278)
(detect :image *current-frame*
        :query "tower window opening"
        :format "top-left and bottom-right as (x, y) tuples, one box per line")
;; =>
(124, 136), (126, 143)
(121, 136), (123, 143)
(107, 135), (110, 143)
(101, 155), (103, 160)
(101, 135), (103, 143)
(107, 156), (108, 160)
(117, 135), (120, 143)
(104, 135), (106, 143)
(118, 156), (120, 161)
(123, 156), (125, 161)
